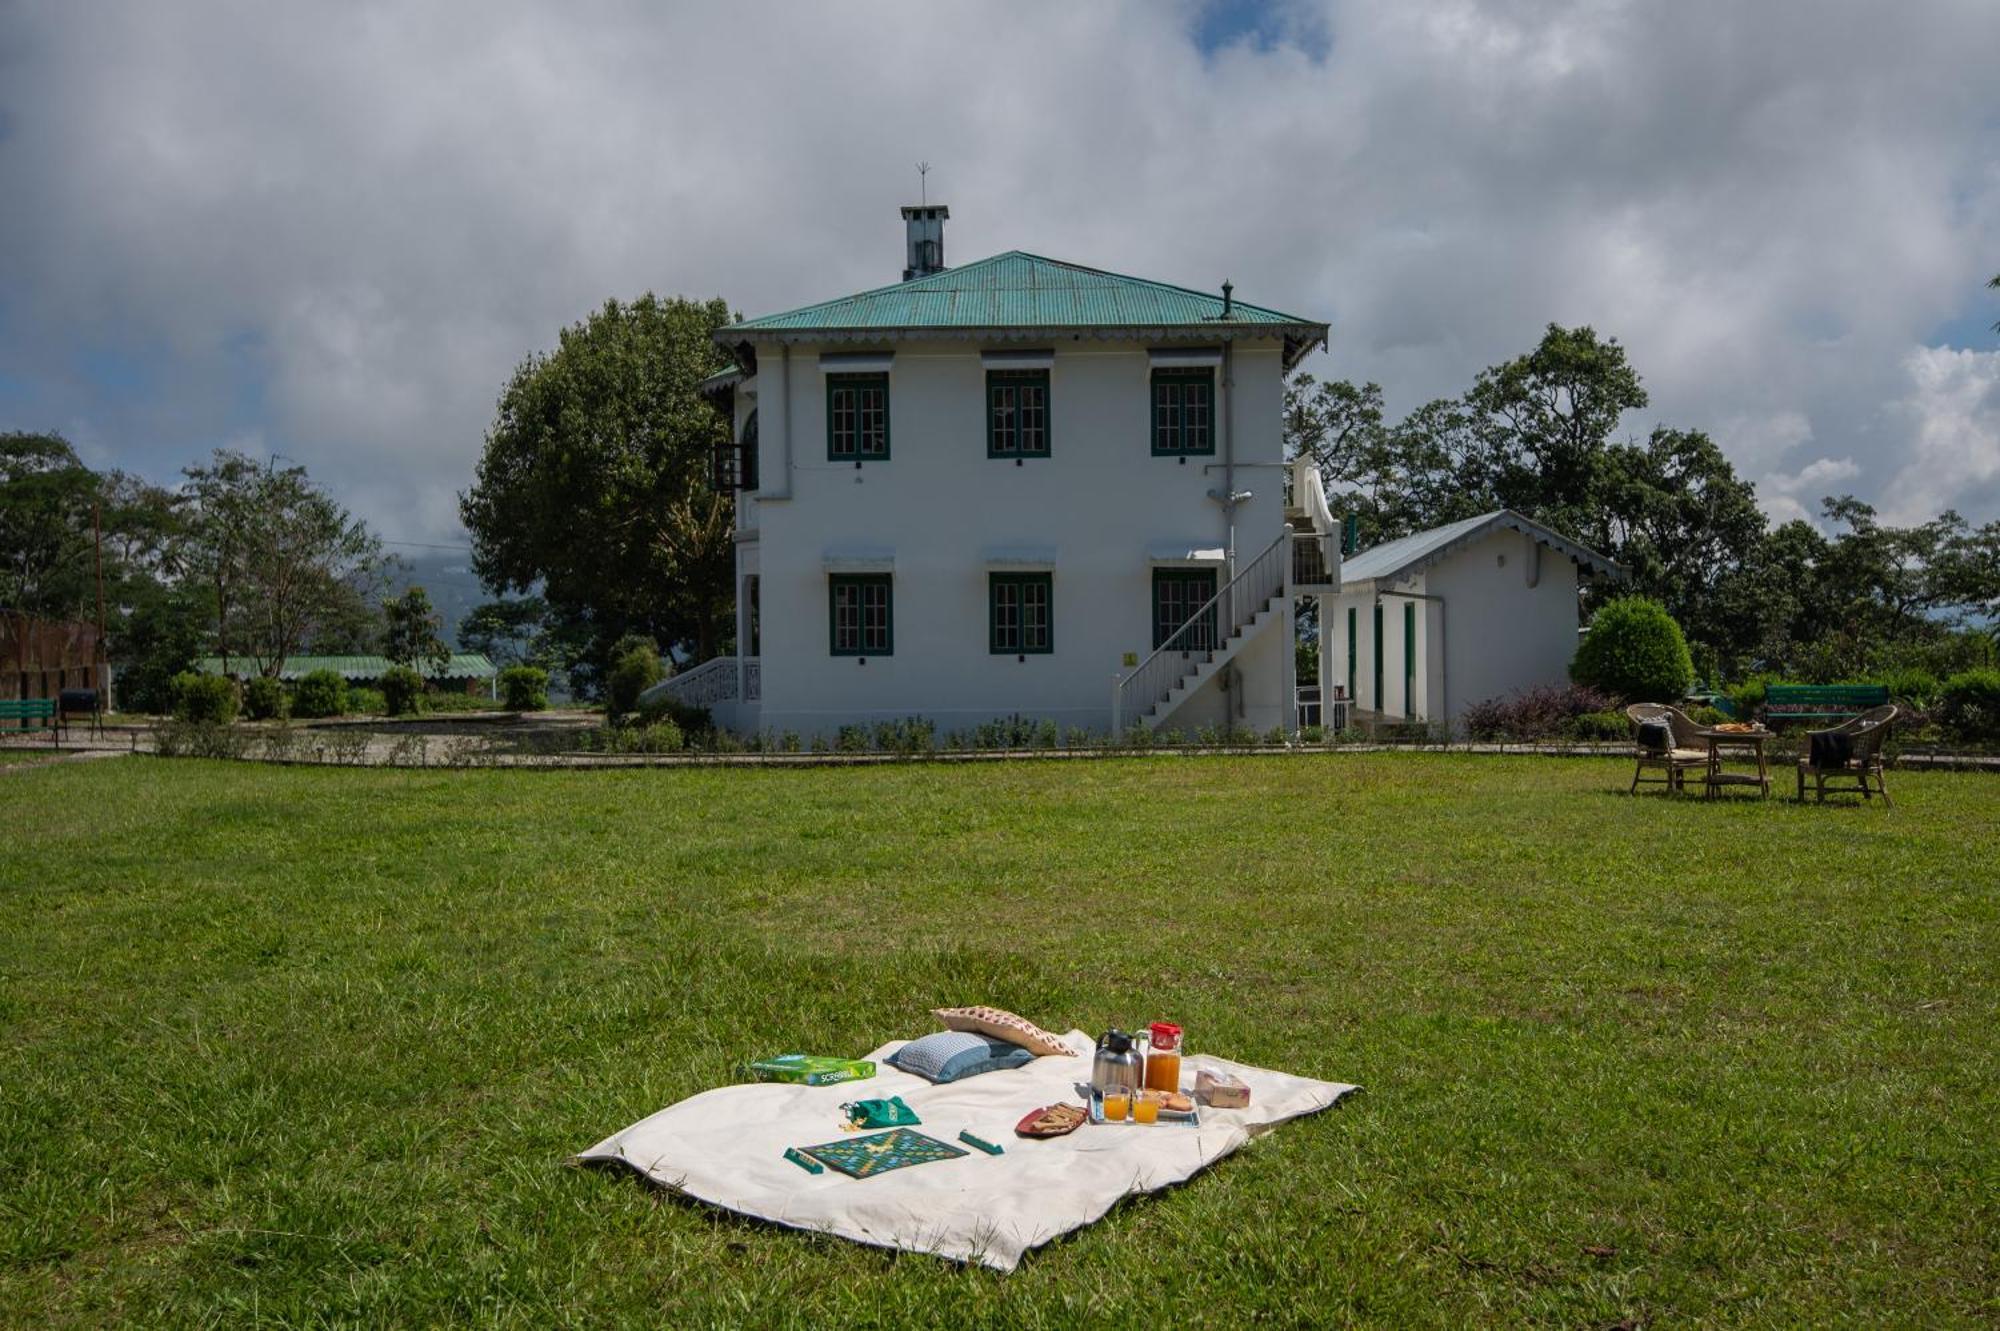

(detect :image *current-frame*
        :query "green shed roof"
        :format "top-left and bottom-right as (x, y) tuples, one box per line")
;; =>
(721, 251), (1328, 367)
(196, 653), (498, 682)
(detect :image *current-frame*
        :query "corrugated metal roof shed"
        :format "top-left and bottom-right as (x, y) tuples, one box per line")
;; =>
(722, 252), (1327, 367)
(195, 654), (499, 681)
(1339, 510), (1624, 585)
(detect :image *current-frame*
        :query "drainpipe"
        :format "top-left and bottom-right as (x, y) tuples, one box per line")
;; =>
(1221, 342), (1236, 578)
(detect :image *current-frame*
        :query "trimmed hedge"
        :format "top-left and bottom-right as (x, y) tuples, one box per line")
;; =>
(497, 665), (549, 711)
(1937, 669), (2000, 742)
(1571, 597), (1695, 704)
(292, 669), (348, 718)
(170, 672), (239, 725)
(242, 674), (287, 721)
(380, 666), (424, 717)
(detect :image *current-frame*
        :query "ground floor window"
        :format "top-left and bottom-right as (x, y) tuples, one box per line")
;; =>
(1152, 568), (1218, 650)
(744, 574), (760, 656)
(1372, 603), (1384, 710)
(1403, 601), (1416, 718)
(829, 574), (891, 656)
(989, 572), (1052, 654)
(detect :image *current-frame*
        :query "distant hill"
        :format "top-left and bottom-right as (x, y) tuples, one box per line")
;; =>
(381, 549), (489, 650)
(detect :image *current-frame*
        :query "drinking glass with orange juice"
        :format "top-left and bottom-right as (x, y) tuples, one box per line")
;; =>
(1132, 1090), (1162, 1124)
(1101, 1087), (1130, 1121)
(1144, 1021), (1183, 1092)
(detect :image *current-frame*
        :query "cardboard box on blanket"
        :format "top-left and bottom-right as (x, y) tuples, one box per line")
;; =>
(577, 1029), (1359, 1273)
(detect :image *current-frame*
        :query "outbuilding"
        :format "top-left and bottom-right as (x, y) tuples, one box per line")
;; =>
(1320, 510), (1622, 729)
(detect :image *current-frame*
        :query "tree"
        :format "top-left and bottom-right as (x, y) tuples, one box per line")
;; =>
(382, 585), (451, 678)
(457, 595), (554, 670)
(181, 450), (387, 677)
(1571, 597), (1695, 702)
(0, 431), (101, 618)
(460, 294), (735, 690)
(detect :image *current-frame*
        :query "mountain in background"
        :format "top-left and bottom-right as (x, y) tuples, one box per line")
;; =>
(381, 549), (489, 651)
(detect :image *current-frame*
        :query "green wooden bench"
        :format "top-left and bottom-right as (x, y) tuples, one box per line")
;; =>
(1763, 683), (1889, 722)
(0, 697), (60, 746)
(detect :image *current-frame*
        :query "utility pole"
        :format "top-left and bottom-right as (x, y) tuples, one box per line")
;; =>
(93, 500), (109, 708)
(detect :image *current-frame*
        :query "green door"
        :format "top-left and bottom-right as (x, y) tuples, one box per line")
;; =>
(1372, 604), (1383, 711)
(1346, 606), (1357, 702)
(1404, 601), (1416, 718)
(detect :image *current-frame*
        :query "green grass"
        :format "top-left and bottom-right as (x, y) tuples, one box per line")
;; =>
(2, 755), (1995, 1327)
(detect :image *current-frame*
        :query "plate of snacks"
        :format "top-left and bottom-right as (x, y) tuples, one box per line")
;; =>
(1014, 1102), (1088, 1139)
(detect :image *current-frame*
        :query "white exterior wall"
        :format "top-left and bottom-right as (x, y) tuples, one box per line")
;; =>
(734, 337), (1292, 737)
(1426, 528), (1582, 722)
(1326, 528), (1586, 729)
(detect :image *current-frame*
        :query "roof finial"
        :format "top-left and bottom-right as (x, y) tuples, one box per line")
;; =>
(917, 161), (930, 206)
(1221, 279), (1234, 318)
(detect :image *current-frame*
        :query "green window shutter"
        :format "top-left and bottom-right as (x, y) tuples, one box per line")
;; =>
(1403, 602), (1416, 719)
(829, 574), (892, 656)
(826, 374), (889, 461)
(987, 370), (1050, 458)
(1150, 368), (1215, 456)
(1347, 606), (1357, 702)
(1372, 603), (1383, 710)
(989, 573), (1053, 654)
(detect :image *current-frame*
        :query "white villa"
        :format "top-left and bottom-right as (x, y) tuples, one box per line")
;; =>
(658, 206), (1616, 739)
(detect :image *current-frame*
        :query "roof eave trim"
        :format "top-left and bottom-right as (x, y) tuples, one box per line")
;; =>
(713, 322), (1327, 347)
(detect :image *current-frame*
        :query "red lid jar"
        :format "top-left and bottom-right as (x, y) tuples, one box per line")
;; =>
(1147, 1021), (1182, 1054)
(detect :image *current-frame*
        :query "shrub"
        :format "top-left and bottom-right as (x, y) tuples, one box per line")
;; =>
(1686, 704), (1727, 728)
(1875, 667), (1941, 712)
(1571, 597), (1695, 704)
(498, 665), (549, 711)
(1937, 669), (2000, 742)
(242, 675), (286, 721)
(380, 666), (425, 717)
(1462, 683), (1616, 740)
(347, 686), (388, 716)
(292, 668), (348, 718)
(1724, 673), (1782, 719)
(1570, 709), (1630, 741)
(169, 672), (239, 724)
(606, 636), (663, 716)
(153, 718), (249, 759)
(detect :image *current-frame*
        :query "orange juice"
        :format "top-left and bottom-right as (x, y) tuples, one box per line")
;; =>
(1144, 1021), (1183, 1091)
(1102, 1090), (1129, 1121)
(1132, 1092), (1161, 1124)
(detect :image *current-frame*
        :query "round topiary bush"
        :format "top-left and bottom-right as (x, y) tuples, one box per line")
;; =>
(606, 637), (663, 716)
(241, 674), (286, 721)
(1937, 669), (2000, 742)
(170, 671), (239, 724)
(291, 668), (348, 718)
(497, 665), (549, 711)
(379, 665), (425, 717)
(1570, 596), (1695, 704)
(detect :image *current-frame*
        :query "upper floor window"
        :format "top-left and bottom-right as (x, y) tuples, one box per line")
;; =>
(987, 370), (1050, 459)
(829, 574), (892, 656)
(1151, 367), (1214, 456)
(711, 408), (759, 492)
(827, 374), (889, 461)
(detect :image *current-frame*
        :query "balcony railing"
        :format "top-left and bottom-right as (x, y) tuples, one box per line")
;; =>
(1291, 531), (1337, 587)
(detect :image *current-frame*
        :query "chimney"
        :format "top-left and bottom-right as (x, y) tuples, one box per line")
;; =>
(901, 204), (948, 281)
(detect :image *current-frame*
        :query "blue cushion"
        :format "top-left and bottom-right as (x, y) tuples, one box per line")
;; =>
(887, 1031), (1035, 1084)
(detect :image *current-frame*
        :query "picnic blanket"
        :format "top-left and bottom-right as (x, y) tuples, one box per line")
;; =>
(576, 1029), (1357, 1271)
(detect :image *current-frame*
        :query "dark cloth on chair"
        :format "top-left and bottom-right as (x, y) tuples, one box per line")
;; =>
(1637, 720), (1672, 752)
(1809, 731), (1855, 769)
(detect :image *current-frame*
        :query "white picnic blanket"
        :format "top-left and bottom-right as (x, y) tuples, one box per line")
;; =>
(577, 1029), (1357, 1271)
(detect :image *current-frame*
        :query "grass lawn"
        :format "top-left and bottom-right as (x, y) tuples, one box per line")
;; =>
(2, 755), (1995, 1326)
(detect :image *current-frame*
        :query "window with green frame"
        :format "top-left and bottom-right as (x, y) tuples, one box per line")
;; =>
(1151, 367), (1214, 456)
(1152, 567), (1218, 650)
(987, 370), (1049, 458)
(828, 574), (892, 655)
(826, 373), (889, 461)
(1346, 606), (1357, 701)
(1372, 603), (1384, 709)
(989, 572), (1052, 653)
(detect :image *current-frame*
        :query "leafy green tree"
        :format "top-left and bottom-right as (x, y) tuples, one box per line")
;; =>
(0, 432), (102, 617)
(461, 294), (735, 689)
(382, 585), (451, 678)
(181, 451), (387, 677)
(605, 634), (663, 717)
(458, 596), (554, 669)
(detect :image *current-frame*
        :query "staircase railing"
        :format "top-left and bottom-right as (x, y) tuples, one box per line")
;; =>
(1115, 532), (1289, 731)
(638, 655), (741, 710)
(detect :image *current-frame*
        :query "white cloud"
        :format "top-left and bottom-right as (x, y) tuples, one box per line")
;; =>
(1880, 345), (2000, 524)
(1759, 455), (1861, 527)
(2, 1), (1999, 543)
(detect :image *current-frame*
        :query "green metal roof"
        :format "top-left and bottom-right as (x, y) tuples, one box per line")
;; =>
(722, 251), (1327, 363)
(195, 653), (498, 681)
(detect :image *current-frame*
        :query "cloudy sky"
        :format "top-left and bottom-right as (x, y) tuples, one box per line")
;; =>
(3, 0), (1998, 549)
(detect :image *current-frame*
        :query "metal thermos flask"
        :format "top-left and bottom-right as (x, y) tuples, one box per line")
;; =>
(1091, 1029), (1143, 1095)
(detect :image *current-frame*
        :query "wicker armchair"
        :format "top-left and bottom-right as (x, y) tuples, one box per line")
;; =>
(1626, 703), (1712, 794)
(1796, 704), (1899, 806)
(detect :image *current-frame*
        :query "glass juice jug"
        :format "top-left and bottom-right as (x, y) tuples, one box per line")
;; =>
(1144, 1021), (1183, 1092)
